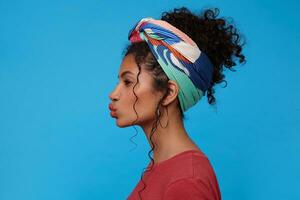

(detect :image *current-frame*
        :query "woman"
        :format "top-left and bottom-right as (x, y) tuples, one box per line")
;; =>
(109, 7), (246, 200)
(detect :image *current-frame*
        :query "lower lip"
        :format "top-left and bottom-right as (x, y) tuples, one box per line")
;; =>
(110, 110), (117, 117)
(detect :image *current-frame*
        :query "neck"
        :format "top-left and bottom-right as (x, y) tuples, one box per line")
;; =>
(139, 108), (199, 164)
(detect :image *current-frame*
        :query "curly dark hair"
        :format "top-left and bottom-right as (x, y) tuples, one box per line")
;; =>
(123, 7), (246, 199)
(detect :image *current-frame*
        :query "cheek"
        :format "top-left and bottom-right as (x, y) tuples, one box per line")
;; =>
(135, 92), (159, 116)
(125, 80), (160, 117)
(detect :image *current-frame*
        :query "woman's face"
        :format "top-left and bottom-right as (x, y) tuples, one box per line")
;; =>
(109, 54), (162, 127)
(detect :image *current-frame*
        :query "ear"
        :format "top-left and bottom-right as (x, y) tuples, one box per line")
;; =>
(162, 80), (179, 106)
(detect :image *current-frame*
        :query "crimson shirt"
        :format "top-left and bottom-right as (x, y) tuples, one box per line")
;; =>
(127, 149), (221, 200)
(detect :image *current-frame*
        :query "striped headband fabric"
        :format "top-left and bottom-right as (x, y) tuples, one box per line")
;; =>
(128, 17), (214, 113)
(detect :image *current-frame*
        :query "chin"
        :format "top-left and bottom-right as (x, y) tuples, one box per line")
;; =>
(115, 117), (140, 128)
(115, 119), (133, 128)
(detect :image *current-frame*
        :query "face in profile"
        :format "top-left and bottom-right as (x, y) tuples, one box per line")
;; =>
(109, 54), (163, 128)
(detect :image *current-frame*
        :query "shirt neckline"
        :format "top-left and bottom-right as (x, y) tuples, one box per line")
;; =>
(148, 149), (206, 169)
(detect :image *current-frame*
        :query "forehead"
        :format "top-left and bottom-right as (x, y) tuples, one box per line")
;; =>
(118, 54), (139, 78)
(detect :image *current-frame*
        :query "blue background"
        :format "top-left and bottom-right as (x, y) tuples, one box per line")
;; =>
(1, 0), (299, 199)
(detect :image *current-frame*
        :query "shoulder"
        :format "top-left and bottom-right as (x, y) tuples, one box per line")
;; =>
(162, 177), (212, 200)
(156, 150), (216, 183)
(162, 153), (221, 200)
(191, 152), (218, 179)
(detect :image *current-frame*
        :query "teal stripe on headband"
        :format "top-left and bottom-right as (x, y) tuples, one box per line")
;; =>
(141, 33), (204, 112)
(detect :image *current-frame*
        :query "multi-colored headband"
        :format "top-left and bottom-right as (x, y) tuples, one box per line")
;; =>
(128, 17), (214, 112)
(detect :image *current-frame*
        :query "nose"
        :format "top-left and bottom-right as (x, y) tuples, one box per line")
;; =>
(109, 85), (120, 101)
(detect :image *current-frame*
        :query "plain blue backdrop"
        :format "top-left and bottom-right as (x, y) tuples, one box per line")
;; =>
(0, 0), (299, 199)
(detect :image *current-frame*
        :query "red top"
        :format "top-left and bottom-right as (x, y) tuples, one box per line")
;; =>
(127, 149), (222, 200)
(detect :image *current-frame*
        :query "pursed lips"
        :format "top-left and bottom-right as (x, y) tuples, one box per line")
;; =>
(109, 103), (116, 111)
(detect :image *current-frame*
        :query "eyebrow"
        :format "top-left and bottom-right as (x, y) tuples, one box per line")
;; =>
(117, 71), (135, 79)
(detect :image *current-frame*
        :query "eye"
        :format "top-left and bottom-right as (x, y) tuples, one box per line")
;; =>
(124, 80), (132, 86)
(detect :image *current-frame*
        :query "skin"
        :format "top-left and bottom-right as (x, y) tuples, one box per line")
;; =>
(109, 53), (202, 164)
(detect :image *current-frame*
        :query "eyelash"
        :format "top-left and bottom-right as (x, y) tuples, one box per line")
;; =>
(116, 80), (131, 86)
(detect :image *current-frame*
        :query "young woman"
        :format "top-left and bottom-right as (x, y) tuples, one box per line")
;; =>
(109, 7), (246, 200)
